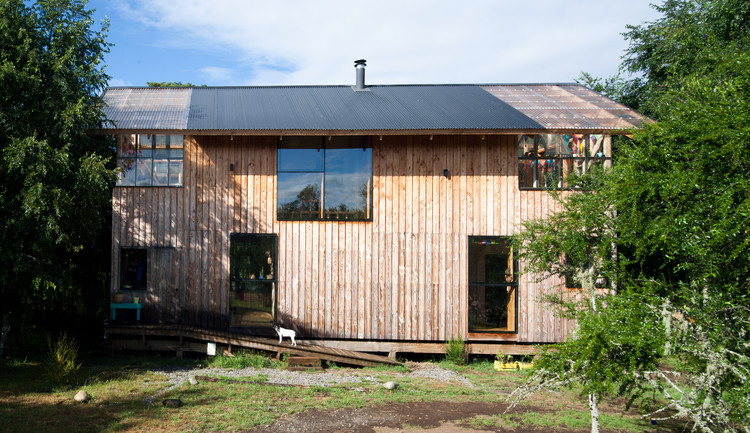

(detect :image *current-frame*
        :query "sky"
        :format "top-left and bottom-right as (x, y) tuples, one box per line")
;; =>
(87, 0), (664, 88)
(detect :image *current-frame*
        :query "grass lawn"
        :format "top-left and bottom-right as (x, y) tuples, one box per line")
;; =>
(0, 351), (675, 433)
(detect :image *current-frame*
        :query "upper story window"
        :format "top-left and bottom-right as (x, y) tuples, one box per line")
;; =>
(277, 136), (372, 221)
(518, 134), (611, 189)
(116, 134), (184, 187)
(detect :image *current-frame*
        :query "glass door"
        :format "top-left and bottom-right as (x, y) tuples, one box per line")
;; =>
(230, 234), (277, 328)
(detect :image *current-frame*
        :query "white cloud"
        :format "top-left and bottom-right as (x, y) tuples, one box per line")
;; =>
(116, 0), (661, 85)
(108, 78), (135, 87)
(200, 66), (236, 83)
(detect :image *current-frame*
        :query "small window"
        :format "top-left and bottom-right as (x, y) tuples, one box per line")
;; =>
(116, 134), (183, 187)
(468, 237), (518, 333)
(277, 136), (372, 221)
(519, 134), (611, 189)
(121, 248), (147, 290)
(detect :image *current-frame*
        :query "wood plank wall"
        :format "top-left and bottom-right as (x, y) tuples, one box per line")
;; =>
(111, 134), (575, 343)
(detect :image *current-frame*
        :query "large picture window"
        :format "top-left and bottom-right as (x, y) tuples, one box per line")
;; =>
(518, 134), (611, 189)
(277, 136), (372, 221)
(116, 134), (184, 187)
(468, 237), (518, 333)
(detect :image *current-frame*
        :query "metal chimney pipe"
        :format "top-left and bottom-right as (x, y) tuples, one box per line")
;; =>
(354, 59), (367, 90)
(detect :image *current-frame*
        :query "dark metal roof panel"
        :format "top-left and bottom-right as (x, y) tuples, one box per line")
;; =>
(185, 85), (543, 131)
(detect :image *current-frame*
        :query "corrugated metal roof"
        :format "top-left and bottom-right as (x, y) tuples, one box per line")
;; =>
(102, 87), (191, 130)
(101, 84), (644, 133)
(186, 85), (542, 131)
(482, 84), (645, 130)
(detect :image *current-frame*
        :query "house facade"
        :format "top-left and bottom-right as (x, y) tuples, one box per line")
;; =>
(102, 65), (644, 352)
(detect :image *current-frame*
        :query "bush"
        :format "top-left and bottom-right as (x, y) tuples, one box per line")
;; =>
(46, 333), (80, 385)
(444, 336), (467, 365)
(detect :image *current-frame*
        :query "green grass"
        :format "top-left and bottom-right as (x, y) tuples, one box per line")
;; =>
(204, 349), (284, 369)
(0, 353), (673, 433)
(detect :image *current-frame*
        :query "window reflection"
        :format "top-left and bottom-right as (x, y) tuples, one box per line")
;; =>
(518, 134), (611, 189)
(116, 134), (183, 187)
(277, 137), (372, 221)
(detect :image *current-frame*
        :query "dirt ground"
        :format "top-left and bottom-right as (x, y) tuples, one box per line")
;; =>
(244, 400), (558, 433)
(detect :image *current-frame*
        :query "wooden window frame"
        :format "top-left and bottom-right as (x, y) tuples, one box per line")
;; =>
(468, 236), (519, 334)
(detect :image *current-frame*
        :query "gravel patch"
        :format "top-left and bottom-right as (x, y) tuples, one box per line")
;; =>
(143, 361), (475, 405)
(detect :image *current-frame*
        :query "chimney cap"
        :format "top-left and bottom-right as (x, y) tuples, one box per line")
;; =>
(354, 59), (367, 67)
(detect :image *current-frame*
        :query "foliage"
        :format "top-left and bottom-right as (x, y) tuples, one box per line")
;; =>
(146, 81), (206, 87)
(0, 0), (116, 356)
(514, 1), (750, 432)
(444, 336), (467, 365)
(46, 333), (80, 385)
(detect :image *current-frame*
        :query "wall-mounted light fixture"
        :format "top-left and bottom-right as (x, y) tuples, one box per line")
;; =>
(443, 169), (451, 179)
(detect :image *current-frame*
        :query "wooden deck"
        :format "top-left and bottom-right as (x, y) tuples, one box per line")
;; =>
(105, 324), (403, 368)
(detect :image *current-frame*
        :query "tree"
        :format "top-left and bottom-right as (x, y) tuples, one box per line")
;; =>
(512, 1), (750, 432)
(0, 0), (116, 357)
(146, 81), (206, 87)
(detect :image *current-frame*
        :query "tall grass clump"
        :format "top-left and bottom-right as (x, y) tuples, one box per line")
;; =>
(444, 336), (466, 365)
(46, 333), (80, 385)
(206, 349), (282, 369)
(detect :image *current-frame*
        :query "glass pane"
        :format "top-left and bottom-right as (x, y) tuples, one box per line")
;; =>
(169, 135), (184, 148)
(168, 160), (183, 186)
(518, 135), (536, 157)
(324, 148), (372, 220)
(154, 134), (168, 158)
(116, 158), (136, 186)
(121, 249), (147, 290)
(136, 159), (152, 186)
(538, 158), (560, 188)
(278, 148), (324, 172)
(277, 172), (323, 220)
(469, 285), (512, 331)
(138, 134), (153, 157)
(230, 281), (274, 327)
(537, 134), (566, 156)
(231, 235), (277, 280)
(518, 160), (536, 188)
(152, 159), (168, 186)
(117, 134), (137, 158)
(470, 238), (514, 284)
(565, 134), (586, 157)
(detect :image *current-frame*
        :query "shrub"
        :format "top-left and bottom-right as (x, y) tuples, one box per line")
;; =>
(46, 333), (80, 385)
(444, 336), (467, 365)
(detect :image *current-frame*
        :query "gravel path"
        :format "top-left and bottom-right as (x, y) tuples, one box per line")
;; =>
(144, 361), (475, 404)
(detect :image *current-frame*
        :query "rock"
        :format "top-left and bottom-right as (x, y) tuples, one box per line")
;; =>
(74, 390), (90, 403)
(383, 381), (398, 390)
(188, 376), (199, 385)
(162, 398), (183, 407)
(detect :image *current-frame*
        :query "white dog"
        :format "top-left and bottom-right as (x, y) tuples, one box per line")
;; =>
(273, 324), (296, 346)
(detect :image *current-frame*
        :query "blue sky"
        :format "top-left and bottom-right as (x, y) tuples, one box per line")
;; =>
(88, 0), (663, 88)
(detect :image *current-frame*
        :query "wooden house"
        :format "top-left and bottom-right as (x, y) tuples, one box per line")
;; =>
(101, 61), (645, 354)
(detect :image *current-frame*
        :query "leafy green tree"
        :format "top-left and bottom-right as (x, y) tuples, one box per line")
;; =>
(0, 0), (116, 357)
(146, 81), (206, 87)
(513, 1), (750, 432)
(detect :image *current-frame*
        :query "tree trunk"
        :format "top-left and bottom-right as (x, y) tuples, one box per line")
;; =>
(589, 391), (600, 433)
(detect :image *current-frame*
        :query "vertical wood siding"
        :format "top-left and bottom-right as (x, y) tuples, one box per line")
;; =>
(112, 134), (574, 343)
